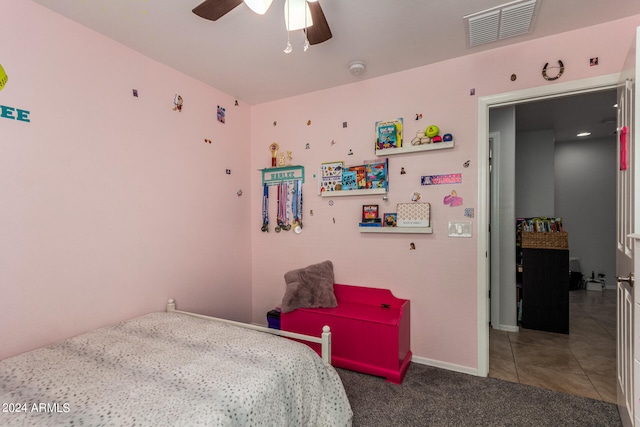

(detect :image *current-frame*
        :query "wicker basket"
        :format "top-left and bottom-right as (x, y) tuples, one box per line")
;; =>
(521, 231), (568, 250)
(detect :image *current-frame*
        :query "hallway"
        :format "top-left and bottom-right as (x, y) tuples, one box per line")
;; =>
(489, 289), (617, 403)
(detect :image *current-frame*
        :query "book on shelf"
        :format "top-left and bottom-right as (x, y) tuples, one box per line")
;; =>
(364, 158), (388, 190)
(517, 217), (564, 233)
(320, 161), (344, 192)
(341, 171), (357, 190)
(347, 165), (367, 189)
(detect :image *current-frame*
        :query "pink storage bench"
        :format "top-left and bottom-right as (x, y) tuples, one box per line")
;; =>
(281, 284), (411, 384)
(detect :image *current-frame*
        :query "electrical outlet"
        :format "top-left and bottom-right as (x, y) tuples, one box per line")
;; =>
(448, 221), (472, 237)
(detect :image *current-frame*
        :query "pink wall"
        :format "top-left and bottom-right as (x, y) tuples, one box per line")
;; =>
(1, 1), (253, 360)
(250, 16), (640, 371)
(4, 0), (640, 373)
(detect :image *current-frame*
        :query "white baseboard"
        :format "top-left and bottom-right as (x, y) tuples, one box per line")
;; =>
(411, 355), (479, 377)
(494, 324), (519, 333)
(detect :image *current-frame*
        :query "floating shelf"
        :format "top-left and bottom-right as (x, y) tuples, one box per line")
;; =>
(375, 140), (454, 156)
(359, 226), (433, 234)
(320, 188), (387, 197)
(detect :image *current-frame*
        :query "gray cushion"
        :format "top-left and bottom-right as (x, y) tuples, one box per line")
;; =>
(281, 260), (337, 313)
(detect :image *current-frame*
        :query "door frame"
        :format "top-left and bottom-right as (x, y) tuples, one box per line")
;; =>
(477, 73), (620, 376)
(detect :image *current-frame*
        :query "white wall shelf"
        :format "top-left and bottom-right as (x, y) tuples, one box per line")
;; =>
(320, 188), (387, 197)
(359, 226), (433, 234)
(375, 140), (454, 156)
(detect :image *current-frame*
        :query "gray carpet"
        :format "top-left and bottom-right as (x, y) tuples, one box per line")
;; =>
(337, 363), (622, 427)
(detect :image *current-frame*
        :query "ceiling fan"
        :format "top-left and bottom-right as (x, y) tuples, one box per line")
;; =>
(192, 0), (332, 45)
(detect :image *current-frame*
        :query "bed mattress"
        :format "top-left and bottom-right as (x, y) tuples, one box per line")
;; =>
(0, 312), (352, 426)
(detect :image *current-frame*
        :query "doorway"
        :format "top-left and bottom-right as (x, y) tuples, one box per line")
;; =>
(486, 89), (617, 400)
(476, 74), (620, 378)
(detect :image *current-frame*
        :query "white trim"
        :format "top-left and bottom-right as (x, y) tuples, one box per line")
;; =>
(477, 73), (620, 378)
(411, 355), (479, 376)
(495, 324), (520, 333)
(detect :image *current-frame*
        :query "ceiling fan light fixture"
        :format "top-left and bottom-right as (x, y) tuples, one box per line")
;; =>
(244, 0), (273, 15)
(285, 0), (313, 31)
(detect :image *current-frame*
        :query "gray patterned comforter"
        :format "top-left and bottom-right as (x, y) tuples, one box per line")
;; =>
(0, 312), (352, 426)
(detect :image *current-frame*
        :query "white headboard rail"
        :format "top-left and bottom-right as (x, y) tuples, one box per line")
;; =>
(166, 299), (331, 364)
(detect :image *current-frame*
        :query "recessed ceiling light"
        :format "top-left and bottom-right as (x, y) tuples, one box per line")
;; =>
(577, 132), (591, 137)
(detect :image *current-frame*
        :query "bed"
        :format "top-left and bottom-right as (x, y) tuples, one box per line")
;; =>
(0, 299), (353, 426)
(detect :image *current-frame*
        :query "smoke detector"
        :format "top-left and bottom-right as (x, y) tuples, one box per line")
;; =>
(349, 61), (366, 76)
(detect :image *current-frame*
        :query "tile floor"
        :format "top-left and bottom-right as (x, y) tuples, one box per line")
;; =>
(489, 288), (617, 403)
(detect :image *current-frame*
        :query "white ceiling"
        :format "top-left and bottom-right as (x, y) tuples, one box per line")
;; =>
(31, 0), (640, 105)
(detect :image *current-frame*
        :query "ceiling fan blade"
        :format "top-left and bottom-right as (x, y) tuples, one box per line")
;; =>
(306, 2), (332, 45)
(192, 0), (243, 21)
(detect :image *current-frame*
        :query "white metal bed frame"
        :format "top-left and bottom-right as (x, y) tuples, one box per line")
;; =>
(166, 299), (332, 364)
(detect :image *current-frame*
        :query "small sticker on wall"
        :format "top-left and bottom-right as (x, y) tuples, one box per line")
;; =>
(443, 190), (463, 207)
(0, 64), (7, 91)
(421, 173), (462, 185)
(217, 105), (226, 123)
(173, 94), (183, 112)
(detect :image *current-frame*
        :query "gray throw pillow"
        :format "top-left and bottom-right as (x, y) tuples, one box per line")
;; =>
(281, 260), (337, 313)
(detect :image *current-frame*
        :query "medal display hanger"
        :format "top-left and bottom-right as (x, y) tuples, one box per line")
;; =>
(260, 166), (304, 234)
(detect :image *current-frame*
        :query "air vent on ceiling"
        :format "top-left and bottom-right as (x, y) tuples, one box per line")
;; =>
(465, 0), (539, 48)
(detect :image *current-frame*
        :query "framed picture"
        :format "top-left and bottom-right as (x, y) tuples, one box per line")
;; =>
(362, 204), (379, 221)
(383, 213), (397, 227)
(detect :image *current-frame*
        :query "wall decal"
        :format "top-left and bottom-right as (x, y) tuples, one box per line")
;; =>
(463, 160), (470, 168)
(173, 94), (183, 112)
(1, 105), (30, 123)
(421, 173), (462, 185)
(0, 64), (7, 91)
(443, 190), (463, 207)
(204, 138), (212, 144)
(217, 105), (226, 123)
(590, 57), (599, 66)
(132, 89), (138, 97)
(342, 121), (348, 128)
(465, 208), (475, 218)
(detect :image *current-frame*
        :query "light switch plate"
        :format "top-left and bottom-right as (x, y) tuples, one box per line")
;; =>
(448, 221), (472, 237)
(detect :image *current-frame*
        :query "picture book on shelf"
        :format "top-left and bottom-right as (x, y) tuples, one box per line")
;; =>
(320, 161), (344, 191)
(365, 158), (388, 190)
(375, 118), (403, 150)
(347, 165), (367, 189)
(341, 171), (357, 190)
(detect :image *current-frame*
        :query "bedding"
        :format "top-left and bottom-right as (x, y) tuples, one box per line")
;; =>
(0, 312), (352, 426)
